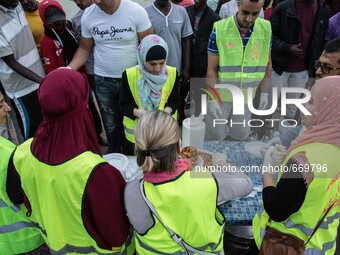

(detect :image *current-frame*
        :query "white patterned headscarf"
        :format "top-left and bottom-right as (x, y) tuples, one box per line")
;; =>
(137, 35), (168, 111)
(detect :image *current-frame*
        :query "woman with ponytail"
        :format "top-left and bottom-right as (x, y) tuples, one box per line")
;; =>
(124, 110), (253, 254)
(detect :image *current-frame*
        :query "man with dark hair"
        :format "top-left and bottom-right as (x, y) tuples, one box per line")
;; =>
(68, 0), (153, 153)
(324, 37), (340, 55)
(206, 0), (272, 141)
(315, 37), (340, 78)
(219, 0), (264, 19)
(71, 0), (106, 146)
(269, 0), (329, 132)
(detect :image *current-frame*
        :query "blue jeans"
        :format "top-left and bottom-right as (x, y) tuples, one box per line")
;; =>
(94, 75), (123, 153)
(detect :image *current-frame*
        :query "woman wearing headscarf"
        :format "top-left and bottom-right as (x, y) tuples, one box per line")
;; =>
(253, 76), (340, 254)
(119, 34), (180, 155)
(124, 110), (253, 254)
(0, 90), (48, 254)
(12, 69), (134, 254)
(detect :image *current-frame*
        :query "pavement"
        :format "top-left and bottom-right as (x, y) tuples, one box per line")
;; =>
(59, 0), (153, 19)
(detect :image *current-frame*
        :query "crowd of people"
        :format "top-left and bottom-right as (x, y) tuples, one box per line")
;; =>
(0, 0), (339, 254)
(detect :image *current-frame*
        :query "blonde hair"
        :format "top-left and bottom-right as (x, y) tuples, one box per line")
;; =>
(135, 110), (181, 173)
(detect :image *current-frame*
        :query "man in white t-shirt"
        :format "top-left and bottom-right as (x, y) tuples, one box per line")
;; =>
(69, 0), (152, 153)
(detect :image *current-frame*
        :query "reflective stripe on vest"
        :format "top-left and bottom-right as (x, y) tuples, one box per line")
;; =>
(283, 212), (340, 237)
(0, 136), (45, 254)
(135, 234), (223, 255)
(219, 66), (267, 73)
(14, 139), (134, 254)
(49, 231), (134, 255)
(123, 65), (177, 143)
(135, 235), (185, 255)
(304, 240), (337, 255)
(214, 17), (271, 102)
(0, 198), (20, 212)
(0, 220), (36, 234)
(253, 143), (340, 255)
(135, 171), (225, 254)
(253, 207), (267, 240)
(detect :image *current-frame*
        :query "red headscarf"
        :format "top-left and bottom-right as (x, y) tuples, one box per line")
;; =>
(289, 76), (340, 152)
(32, 68), (100, 164)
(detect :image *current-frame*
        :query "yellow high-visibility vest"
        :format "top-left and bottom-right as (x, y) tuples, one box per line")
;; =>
(253, 143), (340, 255)
(136, 171), (225, 254)
(214, 17), (271, 102)
(123, 65), (177, 143)
(0, 136), (45, 254)
(14, 139), (134, 254)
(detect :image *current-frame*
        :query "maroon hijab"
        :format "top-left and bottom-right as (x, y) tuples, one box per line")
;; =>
(32, 68), (100, 164)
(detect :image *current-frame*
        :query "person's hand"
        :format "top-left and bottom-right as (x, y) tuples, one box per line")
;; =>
(212, 152), (227, 166)
(260, 137), (283, 158)
(164, 107), (172, 114)
(262, 145), (287, 175)
(208, 100), (222, 119)
(262, 146), (276, 175)
(289, 43), (303, 58)
(135, 109), (148, 118)
(271, 144), (287, 166)
(259, 93), (269, 109)
(58, 66), (72, 70)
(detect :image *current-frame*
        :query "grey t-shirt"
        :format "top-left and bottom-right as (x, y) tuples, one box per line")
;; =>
(145, 3), (193, 72)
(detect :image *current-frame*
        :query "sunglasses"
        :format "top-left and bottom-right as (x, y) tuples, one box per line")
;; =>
(315, 60), (340, 74)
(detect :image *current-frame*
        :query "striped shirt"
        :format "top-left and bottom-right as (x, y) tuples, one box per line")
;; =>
(0, 4), (44, 99)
